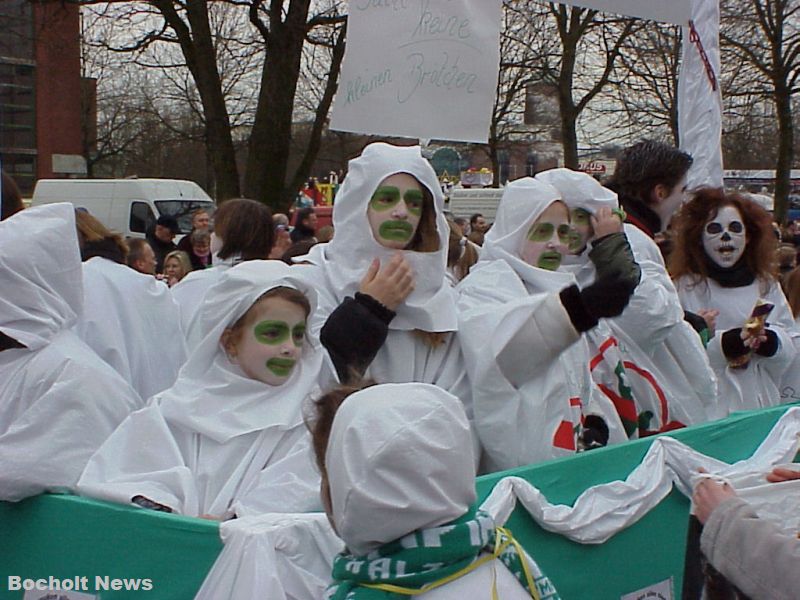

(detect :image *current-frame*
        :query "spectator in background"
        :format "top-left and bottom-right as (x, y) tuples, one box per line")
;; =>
(177, 208), (211, 255)
(147, 215), (179, 273)
(317, 225), (334, 243)
(470, 213), (489, 235)
(291, 207), (318, 244)
(163, 250), (192, 287)
(1, 171), (24, 221)
(188, 229), (212, 271)
(778, 243), (797, 285)
(74, 211), (187, 400)
(127, 239), (157, 276)
(453, 216), (469, 236)
(270, 213), (292, 260)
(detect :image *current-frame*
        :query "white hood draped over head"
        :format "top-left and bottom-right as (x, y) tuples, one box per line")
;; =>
(303, 142), (456, 333)
(480, 177), (575, 294)
(326, 383), (476, 557)
(78, 260), (331, 518)
(0, 203), (83, 350)
(0, 204), (142, 501)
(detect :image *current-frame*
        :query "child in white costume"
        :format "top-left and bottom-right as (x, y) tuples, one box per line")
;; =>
(457, 178), (636, 472)
(78, 260), (331, 519)
(311, 383), (558, 600)
(536, 169), (713, 436)
(0, 204), (142, 501)
(298, 143), (470, 407)
(671, 189), (799, 418)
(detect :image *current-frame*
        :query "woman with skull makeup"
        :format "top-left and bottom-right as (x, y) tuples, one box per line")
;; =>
(457, 178), (637, 471)
(78, 261), (333, 519)
(670, 189), (800, 418)
(295, 144), (474, 447)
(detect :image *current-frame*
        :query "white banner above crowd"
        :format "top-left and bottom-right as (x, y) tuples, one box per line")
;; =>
(554, 0), (693, 25)
(330, 0), (503, 143)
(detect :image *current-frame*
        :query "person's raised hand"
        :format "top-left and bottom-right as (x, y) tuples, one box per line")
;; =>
(590, 207), (623, 240)
(358, 253), (415, 311)
(697, 308), (720, 336)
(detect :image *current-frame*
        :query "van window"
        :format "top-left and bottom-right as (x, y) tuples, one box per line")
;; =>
(155, 200), (216, 234)
(130, 202), (156, 234)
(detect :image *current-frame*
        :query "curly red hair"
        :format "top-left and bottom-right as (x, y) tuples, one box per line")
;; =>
(669, 188), (778, 284)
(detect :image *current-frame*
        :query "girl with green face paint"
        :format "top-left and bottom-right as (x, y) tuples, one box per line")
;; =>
(222, 289), (310, 387)
(519, 201), (572, 271)
(367, 173), (425, 250)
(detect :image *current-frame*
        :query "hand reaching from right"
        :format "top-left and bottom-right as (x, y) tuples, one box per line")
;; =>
(358, 253), (415, 311)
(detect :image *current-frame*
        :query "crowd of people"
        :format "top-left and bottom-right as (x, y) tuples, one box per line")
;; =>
(1, 139), (798, 598)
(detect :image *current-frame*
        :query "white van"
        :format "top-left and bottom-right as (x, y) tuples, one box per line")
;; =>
(31, 178), (215, 238)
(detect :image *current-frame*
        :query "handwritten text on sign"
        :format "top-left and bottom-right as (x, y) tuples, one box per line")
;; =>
(330, 0), (503, 143)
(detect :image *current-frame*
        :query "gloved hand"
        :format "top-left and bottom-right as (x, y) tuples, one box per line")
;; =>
(559, 277), (637, 333)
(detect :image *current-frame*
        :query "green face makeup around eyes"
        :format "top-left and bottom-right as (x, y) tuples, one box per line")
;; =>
(378, 220), (414, 241)
(254, 320), (290, 345)
(291, 323), (306, 348)
(369, 186), (401, 211)
(571, 209), (591, 225)
(527, 222), (572, 243)
(403, 188), (424, 216)
(266, 357), (297, 377)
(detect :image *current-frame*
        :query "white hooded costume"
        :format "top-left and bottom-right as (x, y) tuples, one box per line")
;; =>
(325, 383), (537, 600)
(78, 260), (332, 518)
(0, 204), (143, 501)
(676, 275), (797, 418)
(536, 169), (714, 433)
(75, 256), (187, 400)
(298, 143), (470, 407)
(457, 178), (626, 472)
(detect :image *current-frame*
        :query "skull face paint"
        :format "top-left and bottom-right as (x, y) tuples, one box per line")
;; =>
(520, 201), (571, 271)
(228, 296), (306, 386)
(703, 205), (746, 268)
(367, 173), (424, 250)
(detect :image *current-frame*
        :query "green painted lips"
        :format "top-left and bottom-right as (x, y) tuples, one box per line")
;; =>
(266, 357), (296, 377)
(537, 251), (562, 271)
(379, 220), (414, 241)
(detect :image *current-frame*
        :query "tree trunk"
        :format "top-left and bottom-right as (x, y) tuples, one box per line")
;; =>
(555, 9), (580, 169)
(773, 82), (793, 224)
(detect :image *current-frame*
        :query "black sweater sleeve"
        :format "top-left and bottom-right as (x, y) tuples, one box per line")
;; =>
(319, 293), (395, 383)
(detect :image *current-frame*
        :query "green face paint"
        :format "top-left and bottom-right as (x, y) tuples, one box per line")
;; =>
(378, 220), (414, 241)
(570, 208), (591, 226)
(527, 222), (572, 244)
(266, 357), (296, 377)
(254, 320), (290, 345)
(291, 323), (306, 348)
(369, 186), (401, 211)
(403, 189), (424, 216)
(537, 250), (562, 271)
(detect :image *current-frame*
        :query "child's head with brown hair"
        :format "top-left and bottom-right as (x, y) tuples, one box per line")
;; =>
(74, 209), (129, 263)
(367, 172), (439, 253)
(669, 188), (778, 283)
(220, 286), (311, 386)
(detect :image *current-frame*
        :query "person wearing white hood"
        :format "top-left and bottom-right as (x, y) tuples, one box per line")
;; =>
(535, 169), (714, 436)
(457, 178), (637, 472)
(309, 382), (560, 600)
(0, 204), (143, 502)
(78, 260), (332, 519)
(171, 198), (274, 348)
(300, 143), (469, 406)
(72, 210), (187, 400)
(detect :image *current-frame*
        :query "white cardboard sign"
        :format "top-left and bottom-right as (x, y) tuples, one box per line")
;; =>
(556, 1), (692, 25)
(330, 0), (503, 143)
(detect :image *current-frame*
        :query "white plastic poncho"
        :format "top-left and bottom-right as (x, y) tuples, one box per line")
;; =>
(75, 257), (187, 400)
(78, 260), (332, 519)
(457, 178), (625, 472)
(298, 143), (470, 404)
(327, 383), (533, 600)
(0, 204), (143, 501)
(676, 276), (798, 419)
(536, 168), (714, 433)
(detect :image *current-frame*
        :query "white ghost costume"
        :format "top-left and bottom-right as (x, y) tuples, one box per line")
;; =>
(676, 275), (797, 418)
(78, 260), (331, 519)
(536, 169), (714, 434)
(297, 143), (470, 410)
(325, 383), (535, 600)
(0, 204), (143, 501)
(75, 256), (187, 400)
(457, 178), (626, 472)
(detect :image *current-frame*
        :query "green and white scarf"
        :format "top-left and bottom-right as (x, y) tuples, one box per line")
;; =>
(325, 510), (560, 599)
